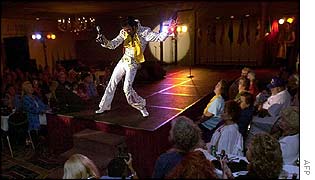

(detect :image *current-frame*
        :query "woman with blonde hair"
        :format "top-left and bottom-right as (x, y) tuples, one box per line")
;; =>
(63, 154), (100, 179)
(22, 81), (49, 148)
(221, 133), (283, 179)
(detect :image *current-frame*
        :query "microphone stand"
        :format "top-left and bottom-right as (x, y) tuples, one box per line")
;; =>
(187, 49), (194, 78)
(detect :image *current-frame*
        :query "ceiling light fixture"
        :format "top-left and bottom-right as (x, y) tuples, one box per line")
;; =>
(57, 16), (96, 34)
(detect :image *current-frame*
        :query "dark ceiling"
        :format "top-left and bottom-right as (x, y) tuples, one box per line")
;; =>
(1, 1), (299, 20)
(1, 1), (187, 20)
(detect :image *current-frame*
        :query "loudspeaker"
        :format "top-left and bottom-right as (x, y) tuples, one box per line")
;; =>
(3, 36), (30, 72)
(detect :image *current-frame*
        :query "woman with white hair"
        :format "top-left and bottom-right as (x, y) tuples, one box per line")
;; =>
(63, 153), (100, 179)
(277, 106), (299, 165)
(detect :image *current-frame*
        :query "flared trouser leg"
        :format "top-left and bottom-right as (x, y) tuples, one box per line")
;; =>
(98, 61), (125, 110)
(123, 63), (146, 111)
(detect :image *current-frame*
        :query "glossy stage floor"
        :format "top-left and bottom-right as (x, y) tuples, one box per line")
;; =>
(47, 66), (277, 177)
(63, 66), (243, 130)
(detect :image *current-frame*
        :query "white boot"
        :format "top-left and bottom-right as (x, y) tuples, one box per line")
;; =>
(95, 107), (110, 114)
(140, 108), (149, 117)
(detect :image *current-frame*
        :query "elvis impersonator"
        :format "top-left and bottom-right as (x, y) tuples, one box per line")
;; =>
(95, 16), (175, 117)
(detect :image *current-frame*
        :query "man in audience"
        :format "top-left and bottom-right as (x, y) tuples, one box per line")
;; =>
(246, 77), (291, 146)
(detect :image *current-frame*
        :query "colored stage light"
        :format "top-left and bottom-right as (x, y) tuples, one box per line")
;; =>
(278, 18), (285, 25)
(36, 34), (42, 40)
(287, 17), (294, 24)
(181, 25), (187, 32)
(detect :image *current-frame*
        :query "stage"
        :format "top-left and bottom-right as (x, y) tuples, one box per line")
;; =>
(46, 66), (277, 177)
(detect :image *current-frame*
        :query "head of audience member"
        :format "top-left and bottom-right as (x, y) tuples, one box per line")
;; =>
(5, 84), (16, 96)
(239, 91), (254, 110)
(81, 72), (92, 84)
(165, 150), (217, 179)
(63, 154), (100, 179)
(241, 67), (251, 78)
(247, 71), (256, 82)
(238, 77), (250, 92)
(214, 80), (228, 99)
(246, 133), (283, 179)
(57, 71), (67, 84)
(222, 100), (241, 124)
(68, 69), (78, 82)
(287, 74), (299, 96)
(106, 157), (129, 178)
(267, 77), (286, 95)
(279, 106), (299, 136)
(169, 116), (203, 152)
(22, 81), (34, 96)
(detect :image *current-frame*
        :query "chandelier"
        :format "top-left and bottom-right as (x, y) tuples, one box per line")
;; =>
(57, 16), (96, 34)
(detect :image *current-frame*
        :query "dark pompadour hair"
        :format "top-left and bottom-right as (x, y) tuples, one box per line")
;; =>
(120, 16), (138, 28)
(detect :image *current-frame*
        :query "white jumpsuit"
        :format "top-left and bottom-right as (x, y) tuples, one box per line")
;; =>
(98, 24), (168, 112)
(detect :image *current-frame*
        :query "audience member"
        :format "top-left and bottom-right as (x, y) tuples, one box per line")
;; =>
(228, 67), (251, 100)
(259, 77), (290, 117)
(221, 133), (283, 179)
(3, 84), (22, 111)
(81, 72), (98, 99)
(165, 150), (217, 179)
(237, 91), (255, 141)
(207, 100), (243, 156)
(55, 71), (83, 112)
(234, 77), (250, 103)
(246, 77), (291, 146)
(101, 153), (138, 179)
(195, 80), (227, 143)
(152, 116), (204, 178)
(271, 106), (299, 165)
(247, 71), (259, 99)
(63, 153), (100, 179)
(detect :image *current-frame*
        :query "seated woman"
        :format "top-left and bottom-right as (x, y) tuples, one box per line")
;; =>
(165, 150), (217, 179)
(272, 106), (299, 165)
(220, 133), (283, 179)
(152, 116), (204, 178)
(63, 153), (100, 179)
(247, 71), (259, 99)
(195, 80), (227, 143)
(207, 100), (244, 156)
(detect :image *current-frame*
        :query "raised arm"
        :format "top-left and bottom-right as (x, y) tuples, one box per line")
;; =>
(97, 29), (125, 49)
(139, 26), (169, 42)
